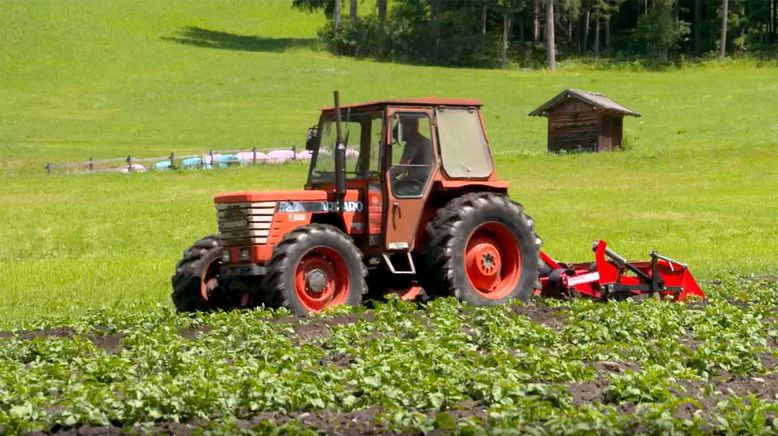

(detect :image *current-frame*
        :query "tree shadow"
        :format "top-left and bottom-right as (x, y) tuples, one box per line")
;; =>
(164, 26), (317, 52)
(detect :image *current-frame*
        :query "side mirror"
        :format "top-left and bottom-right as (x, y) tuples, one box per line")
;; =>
(305, 126), (318, 151)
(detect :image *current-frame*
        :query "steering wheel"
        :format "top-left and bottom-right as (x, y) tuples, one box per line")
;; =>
(393, 176), (424, 197)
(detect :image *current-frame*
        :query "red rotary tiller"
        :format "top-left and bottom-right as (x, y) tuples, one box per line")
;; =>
(537, 240), (705, 302)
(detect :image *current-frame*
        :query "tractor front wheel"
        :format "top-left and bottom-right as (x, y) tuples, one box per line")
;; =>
(264, 224), (367, 315)
(423, 193), (541, 305)
(171, 235), (227, 312)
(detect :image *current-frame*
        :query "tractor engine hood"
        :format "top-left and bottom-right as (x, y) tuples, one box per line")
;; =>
(214, 190), (329, 204)
(214, 189), (364, 214)
(213, 189), (366, 262)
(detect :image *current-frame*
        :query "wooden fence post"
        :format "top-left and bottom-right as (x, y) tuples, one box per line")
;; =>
(292, 145), (297, 160)
(45, 162), (51, 175)
(209, 150), (214, 168)
(169, 152), (176, 169)
(88, 157), (94, 172)
(252, 147), (257, 165)
(126, 155), (133, 172)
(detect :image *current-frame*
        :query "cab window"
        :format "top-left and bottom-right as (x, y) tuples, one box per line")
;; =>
(310, 111), (383, 183)
(388, 112), (435, 198)
(436, 107), (493, 178)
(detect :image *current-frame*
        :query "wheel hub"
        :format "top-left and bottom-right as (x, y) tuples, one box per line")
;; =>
(477, 247), (500, 276)
(467, 240), (502, 290)
(294, 246), (351, 313)
(199, 259), (221, 301)
(464, 222), (522, 300)
(306, 268), (329, 293)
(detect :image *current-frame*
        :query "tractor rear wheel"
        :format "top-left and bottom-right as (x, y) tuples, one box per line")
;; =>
(264, 224), (367, 315)
(171, 235), (226, 312)
(423, 193), (541, 305)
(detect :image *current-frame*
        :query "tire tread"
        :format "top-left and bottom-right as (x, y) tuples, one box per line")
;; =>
(422, 193), (541, 303)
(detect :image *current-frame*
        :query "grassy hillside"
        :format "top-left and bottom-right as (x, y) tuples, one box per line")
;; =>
(1, 0), (777, 325)
(2, 0), (777, 169)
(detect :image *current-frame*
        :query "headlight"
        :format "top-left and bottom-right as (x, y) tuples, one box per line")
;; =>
(221, 250), (231, 263)
(239, 248), (250, 261)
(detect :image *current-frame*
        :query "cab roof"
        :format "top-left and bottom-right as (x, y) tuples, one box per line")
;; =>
(321, 97), (482, 112)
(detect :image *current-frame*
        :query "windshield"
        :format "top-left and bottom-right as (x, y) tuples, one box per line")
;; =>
(436, 107), (493, 178)
(309, 110), (383, 183)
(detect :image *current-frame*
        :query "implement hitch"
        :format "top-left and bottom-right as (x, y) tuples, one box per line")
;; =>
(538, 240), (705, 302)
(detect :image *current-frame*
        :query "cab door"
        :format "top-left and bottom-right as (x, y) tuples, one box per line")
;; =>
(383, 108), (437, 251)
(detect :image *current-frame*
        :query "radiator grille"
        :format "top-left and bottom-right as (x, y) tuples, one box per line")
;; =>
(216, 201), (275, 245)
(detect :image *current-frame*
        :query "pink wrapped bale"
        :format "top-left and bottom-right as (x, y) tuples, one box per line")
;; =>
(236, 151), (268, 163)
(120, 164), (147, 173)
(266, 149), (295, 163)
(296, 150), (313, 160)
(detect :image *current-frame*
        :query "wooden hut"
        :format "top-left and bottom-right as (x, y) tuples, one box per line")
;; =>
(529, 89), (640, 153)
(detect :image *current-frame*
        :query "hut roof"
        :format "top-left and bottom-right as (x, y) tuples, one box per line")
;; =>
(529, 89), (641, 117)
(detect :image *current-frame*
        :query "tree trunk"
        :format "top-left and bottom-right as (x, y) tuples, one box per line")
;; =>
(533, 0), (541, 43)
(333, 0), (341, 33)
(772, 0), (777, 42)
(546, 0), (556, 70)
(429, 0), (441, 20)
(502, 12), (512, 68)
(720, 0), (728, 59)
(644, 0), (649, 16)
(482, 5), (488, 35)
(376, 0), (387, 56)
(694, 0), (702, 54)
(594, 12), (600, 57)
(673, 0), (681, 26)
(573, 10), (583, 54)
(377, 0), (387, 23)
(605, 16), (611, 55)
(583, 7), (590, 53)
(350, 0), (357, 24)
(430, 0), (441, 53)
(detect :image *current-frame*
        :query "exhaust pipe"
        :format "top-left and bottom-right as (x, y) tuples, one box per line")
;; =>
(333, 90), (346, 212)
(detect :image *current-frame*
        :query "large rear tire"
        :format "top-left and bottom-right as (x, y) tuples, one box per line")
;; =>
(171, 235), (225, 312)
(264, 224), (367, 316)
(423, 193), (541, 305)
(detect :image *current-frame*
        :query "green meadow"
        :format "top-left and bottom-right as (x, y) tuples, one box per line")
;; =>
(1, 0), (778, 325)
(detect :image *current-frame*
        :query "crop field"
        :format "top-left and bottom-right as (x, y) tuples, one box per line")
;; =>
(2, 280), (778, 433)
(1, 0), (778, 433)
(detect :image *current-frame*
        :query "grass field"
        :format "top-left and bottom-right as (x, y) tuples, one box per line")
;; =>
(2, 0), (778, 433)
(1, 0), (777, 326)
(2, 0), (777, 167)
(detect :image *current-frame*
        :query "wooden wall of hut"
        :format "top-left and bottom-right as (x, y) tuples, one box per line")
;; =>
(547, 100), (600, 153)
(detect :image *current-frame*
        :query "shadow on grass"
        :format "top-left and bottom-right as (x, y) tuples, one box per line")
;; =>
(165, 26), (317, 52)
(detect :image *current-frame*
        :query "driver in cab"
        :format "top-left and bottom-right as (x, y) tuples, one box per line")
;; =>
(392, 116), (434, 197)
(399, 117), (433, 167)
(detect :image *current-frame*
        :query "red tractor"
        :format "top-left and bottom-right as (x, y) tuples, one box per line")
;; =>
(173, 93), (704, 315)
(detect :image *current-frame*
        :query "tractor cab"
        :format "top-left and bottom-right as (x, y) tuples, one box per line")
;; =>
(303, 98), (508, 258)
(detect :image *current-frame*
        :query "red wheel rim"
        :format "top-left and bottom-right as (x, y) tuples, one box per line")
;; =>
(294, 246), (350, 312)
(200, 259), (220, 301)
(464, 221), (521, 299)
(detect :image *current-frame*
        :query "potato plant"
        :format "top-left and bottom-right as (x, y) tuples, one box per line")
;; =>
(0, 277), (776, 434)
